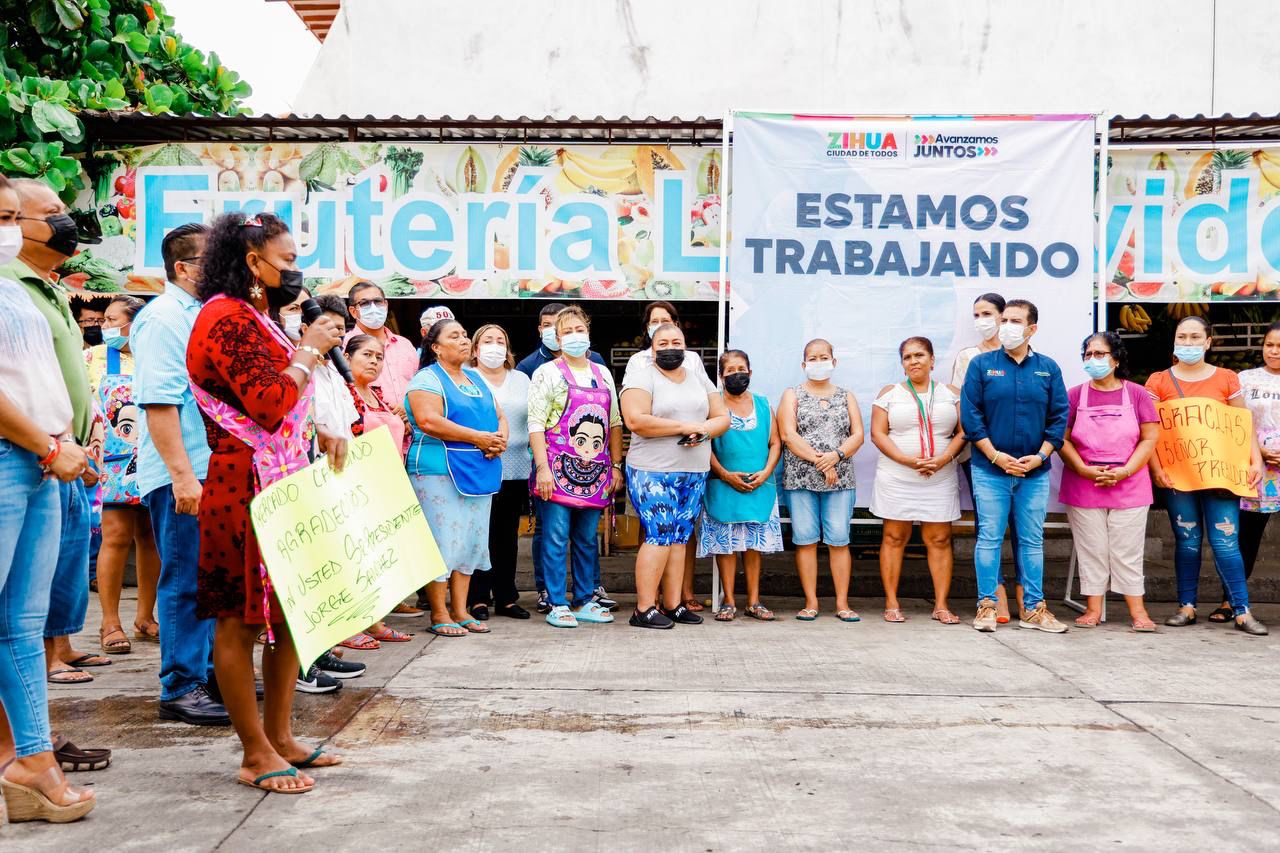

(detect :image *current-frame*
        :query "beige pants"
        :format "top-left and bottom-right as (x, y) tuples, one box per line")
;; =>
(1066, 505), (1148, 596)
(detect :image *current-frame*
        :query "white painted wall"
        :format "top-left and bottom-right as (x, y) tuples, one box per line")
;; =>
(293, 0), (1276, 119)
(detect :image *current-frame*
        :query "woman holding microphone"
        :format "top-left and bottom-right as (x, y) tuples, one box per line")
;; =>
(188, 212), (346, 793)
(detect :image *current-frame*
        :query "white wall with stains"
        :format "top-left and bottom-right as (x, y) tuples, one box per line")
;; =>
(293, 0), (1278, 119)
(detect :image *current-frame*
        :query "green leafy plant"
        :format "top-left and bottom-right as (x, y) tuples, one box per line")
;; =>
(0, 0), (252, 201)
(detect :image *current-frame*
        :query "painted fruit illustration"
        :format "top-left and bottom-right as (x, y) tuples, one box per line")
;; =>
(635, 146), (684, 199)
(696, 150), (722, 195)
(455, 147), (487, 193)
(580, 279), (630, 298)
(492, 146), (556, 192)
(1185, 149), (1250, 197)
(1126, 281), (1165, 299)
(555, 149), (641, 195)
(439, 275), (474, 295)
(1254, 149), (1280, 197)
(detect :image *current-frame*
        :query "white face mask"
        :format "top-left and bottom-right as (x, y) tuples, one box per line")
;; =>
(282, 313), (303, 341)
(647, 323), (662, 340)
(974, 316), (999, 341)
(998, 321), (1027, 350)
(359, 304), (388, 330)
(477, 343), (507, 369)
(0, 225), (21, 266)
(804, 360), (835, 381)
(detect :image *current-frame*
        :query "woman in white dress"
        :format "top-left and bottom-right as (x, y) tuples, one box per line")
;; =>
(870, 336), (966, 624)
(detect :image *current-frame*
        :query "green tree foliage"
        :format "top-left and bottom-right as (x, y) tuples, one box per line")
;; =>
(1, 0), (252, 201)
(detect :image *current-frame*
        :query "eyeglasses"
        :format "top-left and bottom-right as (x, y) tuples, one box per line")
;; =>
(354, 298), (388, 310)
(179, 256), (202, 264)
(1083, 350), (1112, 360)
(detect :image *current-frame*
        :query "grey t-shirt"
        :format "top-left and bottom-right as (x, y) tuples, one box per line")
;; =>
(622, 360), (718, 473)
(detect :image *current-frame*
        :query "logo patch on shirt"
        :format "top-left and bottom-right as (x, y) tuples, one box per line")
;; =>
(986, 369), (1005, 377)
(1035, 371), (1051, 377)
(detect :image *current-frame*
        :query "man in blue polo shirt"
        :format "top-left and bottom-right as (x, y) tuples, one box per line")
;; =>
(961, 298), (1069, 634)
(132, 222), (229, 726)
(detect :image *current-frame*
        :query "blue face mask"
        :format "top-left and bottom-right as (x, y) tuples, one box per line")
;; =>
(1082, 356), (1113, 380)
(561, 332), (590, 358)
(541, 326), (561, 352)
(1174, 345), (1205, 365)
(103, 326), (129, 351)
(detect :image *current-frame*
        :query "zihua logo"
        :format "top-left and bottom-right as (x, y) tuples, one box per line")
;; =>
(914, 133), (999, 159)
(826, 131), (900, 159)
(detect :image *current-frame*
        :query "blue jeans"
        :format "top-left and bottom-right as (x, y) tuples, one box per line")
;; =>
(44, 478), (89, 638)
(146, 484), (215, 700)
(961, 458), (1023, 587)
(1163, 489), (1251, 615)
(971, 464), (1050, 609)
(785, 488), (855, 546)
(0, 441), (61, 757)
(539, 501), (602, 609)
(533, 496), (601, 595)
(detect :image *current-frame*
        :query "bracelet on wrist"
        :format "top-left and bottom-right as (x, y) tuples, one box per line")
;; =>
(38, 440), (59, 467)
(289, 361), (312, 378)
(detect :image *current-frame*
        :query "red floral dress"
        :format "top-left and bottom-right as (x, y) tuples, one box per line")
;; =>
(187, 297), (301, 623)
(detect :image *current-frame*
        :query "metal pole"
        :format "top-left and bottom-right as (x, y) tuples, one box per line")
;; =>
(711, 109), (734, 612)
(1096, 112), (1111, 333)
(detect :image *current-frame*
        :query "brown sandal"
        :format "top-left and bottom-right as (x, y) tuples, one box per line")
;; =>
(681, 598), (705, 612)
(99, 625), (132, 655)
(931, 608), (961, 625)
(133, 620), (160, 641)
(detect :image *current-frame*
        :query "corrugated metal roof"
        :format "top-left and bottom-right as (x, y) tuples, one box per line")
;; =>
(79, 110), (1280, 147)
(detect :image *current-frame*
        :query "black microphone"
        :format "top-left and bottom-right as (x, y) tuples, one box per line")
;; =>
(299, 298), (355, 383)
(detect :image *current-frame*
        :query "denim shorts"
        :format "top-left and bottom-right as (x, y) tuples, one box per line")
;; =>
(785, 488), (855, 547)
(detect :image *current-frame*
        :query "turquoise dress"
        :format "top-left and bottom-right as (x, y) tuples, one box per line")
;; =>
(697, 393), (783, 556)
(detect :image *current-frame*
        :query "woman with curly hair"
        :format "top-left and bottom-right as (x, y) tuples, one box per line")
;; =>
(1059, 331), (1159, 631)
(187, 212), (347, 794)
(528, 306), (623, 628)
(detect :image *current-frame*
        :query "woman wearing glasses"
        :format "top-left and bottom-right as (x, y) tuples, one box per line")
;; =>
(1058, 331), (1159, 632)
(344, 282), (418, 443)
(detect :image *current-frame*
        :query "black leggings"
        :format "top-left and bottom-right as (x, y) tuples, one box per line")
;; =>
(469, 479), (528, 607)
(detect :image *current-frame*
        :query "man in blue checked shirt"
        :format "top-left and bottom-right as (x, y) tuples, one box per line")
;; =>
(131, 222), (229, 726)
(961, 298), (1070, 635)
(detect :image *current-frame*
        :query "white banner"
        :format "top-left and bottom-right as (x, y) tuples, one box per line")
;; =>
(727, 113), (1096, 508)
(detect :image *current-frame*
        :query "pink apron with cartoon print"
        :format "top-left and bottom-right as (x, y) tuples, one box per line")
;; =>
(536, 359), (613, 509)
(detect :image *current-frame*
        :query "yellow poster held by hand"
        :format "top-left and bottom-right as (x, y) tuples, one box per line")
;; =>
(1154, 398), (1258, 498)
(250, 427), (447, 673)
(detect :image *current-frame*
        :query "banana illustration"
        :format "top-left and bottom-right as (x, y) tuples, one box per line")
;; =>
(563, 151), (637, 181)
(1255, 149), (1280, 192)
(561, 157), (638, 194)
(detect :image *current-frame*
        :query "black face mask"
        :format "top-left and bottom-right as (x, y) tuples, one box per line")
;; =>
(22, 213), (79, 257)
(81, 326), (103, 347)
(723, 372), (751, 395)
(654, 347), (685, 370)
(263, 264), (306, 310)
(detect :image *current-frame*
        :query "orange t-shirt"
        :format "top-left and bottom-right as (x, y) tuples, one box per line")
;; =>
(1144, 366), (1242, 404)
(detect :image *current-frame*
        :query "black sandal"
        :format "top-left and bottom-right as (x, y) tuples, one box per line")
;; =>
(469, 603), (491, 622)
(494, 602), (530, 620)
(1207, 606), (1233, 623)
(53, 737), (112, 772)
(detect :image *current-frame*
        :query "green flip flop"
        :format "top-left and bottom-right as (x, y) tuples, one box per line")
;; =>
(457, 618), (491, 634)
(427, 622), (466, 637)
(238, 767), (313, 794)
(291, 747), (330, 769)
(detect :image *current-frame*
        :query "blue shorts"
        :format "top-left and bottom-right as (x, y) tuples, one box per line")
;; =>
(785, 488), (855, 547)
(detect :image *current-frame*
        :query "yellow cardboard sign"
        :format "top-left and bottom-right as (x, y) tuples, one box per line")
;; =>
(250, 427), (446, 672)
(1154, 398), (1258, 498)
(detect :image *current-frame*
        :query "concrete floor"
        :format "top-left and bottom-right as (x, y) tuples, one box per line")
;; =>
(7, 589), (1280, 852)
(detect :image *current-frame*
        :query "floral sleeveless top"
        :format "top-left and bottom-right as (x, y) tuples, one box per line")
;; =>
(782, 384), (857, 492)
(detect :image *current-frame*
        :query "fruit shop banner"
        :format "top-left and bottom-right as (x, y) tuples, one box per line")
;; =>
(73, 141), (725, 300)
(1153, 398), (1257, 498)
(727, 113), (1096, 508)
(1105, 146), (1280, 303)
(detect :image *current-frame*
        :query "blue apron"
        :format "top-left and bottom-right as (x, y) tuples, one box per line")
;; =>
(704, 393), (775, 523)
(429, 363), (501, 497)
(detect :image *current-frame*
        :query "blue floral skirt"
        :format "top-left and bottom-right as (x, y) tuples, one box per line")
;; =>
(411, 474), (492, 577)
(696, 506), (784, 557)
(625, 467), (707, 546)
